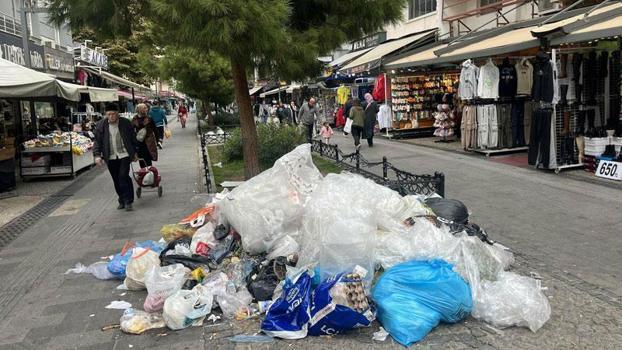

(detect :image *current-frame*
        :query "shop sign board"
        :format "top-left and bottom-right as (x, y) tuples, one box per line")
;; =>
(596, 160), (622, 181)
(0, 30), (45, 71)
(75, 44), (108, 69)
(352, 32), (386, 51)
(43, 46), (75, 79)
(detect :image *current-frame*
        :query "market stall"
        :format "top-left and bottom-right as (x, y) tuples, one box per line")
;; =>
(20, 131), (95, 178)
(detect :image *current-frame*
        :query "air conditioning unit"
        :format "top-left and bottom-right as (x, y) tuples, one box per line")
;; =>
(539, 0), (562, 15)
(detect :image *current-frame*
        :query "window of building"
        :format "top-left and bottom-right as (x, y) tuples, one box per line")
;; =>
(480, 0), (500, 7)
(408, 0), (437, 20)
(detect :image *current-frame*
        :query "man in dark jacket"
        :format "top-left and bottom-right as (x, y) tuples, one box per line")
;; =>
(94, 103), (138, 211)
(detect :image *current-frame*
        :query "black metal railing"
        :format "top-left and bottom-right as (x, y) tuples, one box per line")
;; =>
(202, 132), (231, 145)
(311, 140), (445, 197)
(197, 126), (213, 193)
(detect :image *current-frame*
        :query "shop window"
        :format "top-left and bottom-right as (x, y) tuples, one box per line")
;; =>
(408, 0), (437, 20)
(480, 0), (500, 7)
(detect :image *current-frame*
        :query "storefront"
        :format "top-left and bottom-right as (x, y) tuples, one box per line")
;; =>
(382, 2), (622, 178)
(43, 45), (75, 80)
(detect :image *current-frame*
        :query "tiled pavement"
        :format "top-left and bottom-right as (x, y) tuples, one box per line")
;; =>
(0, 121), (620, 349)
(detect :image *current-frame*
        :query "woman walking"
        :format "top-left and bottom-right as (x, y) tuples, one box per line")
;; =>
(348, 99), (365, 150)
(363, 93), (379, 147)
(178, 104), (188, 128)
(133, 103), (158, 168)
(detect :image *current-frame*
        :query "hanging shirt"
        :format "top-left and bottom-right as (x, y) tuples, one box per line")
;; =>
(515, 59), (533, 96)
(378, 104), (392, 129)
(477, 61), (500, 99)
(337, 86), (350, 104)
(552, 60), (560, 105)
(459, 59), (479, 100)
(498, 60), (517, 98)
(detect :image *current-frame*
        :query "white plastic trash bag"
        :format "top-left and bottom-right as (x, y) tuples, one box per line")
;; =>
(216, 286), (254, 319)
(144, 264), (191, 313)
(65, 261), (116, 280)
(220, 144), (323, 254)
(190, 222), (216, 256)
(472, 271), (551, 332)
(163, 284), (214, 330)
(266, 235), (299, 261)
(142, 170), (155, 186)
(125, 248), (160, 291)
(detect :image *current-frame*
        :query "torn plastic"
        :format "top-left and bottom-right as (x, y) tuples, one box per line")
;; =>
(219, 144), (323, 255)
(144, 264), (191, 313)
(372, 259), (472, 346)
(215, 286), (253, 319)
(261, 267), (312, 339)
(163, 284), (214, 330)
(308, 272), (374, 336)
(472, 271), (551, 332)
(266, 235), (299, 261)
(65, 262), (115, 280)
(124, 248), (160, 291)
(120, 308), (165, 335)
(190, 222), (216, 256)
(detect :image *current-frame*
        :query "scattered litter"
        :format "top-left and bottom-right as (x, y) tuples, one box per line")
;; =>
(372, 327), (389, 341)
(229, 334), (274, 343)
(214, 162), (223, 168)
(101, 324), (120, 331)
(105, 301), (132, 310)
(120, 308), (166, 334)
(116, 283), (128, 290)
(207, 314), (221, 323)
(89, 314), (95, 317)
(65, 262), (115, 280)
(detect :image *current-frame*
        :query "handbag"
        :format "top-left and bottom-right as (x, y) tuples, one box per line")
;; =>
(136, 128), (147, 142)
(343, 118), (353, 133)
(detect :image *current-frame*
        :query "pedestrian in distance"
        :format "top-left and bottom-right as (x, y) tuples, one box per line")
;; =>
(133, 103), (159, 168)
(348, 99), (365, 150)
(298, 97), (320, 144)
(363, 93), (379, 147)
(320, 121), (334, 144)
(177, 104), (188, 128)
(93, 103), (138, 211)
(276, 101), (287, 124)
(149, 100), (168, 149)
(289, 101), (298, 124)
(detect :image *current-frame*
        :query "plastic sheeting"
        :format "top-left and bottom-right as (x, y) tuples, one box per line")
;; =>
(220, 144), (323, 255)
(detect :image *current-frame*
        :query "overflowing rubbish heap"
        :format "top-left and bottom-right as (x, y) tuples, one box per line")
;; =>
(69, 144), (551, 346)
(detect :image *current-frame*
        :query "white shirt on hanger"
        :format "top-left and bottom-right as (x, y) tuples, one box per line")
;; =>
(477, 60), (500, 99)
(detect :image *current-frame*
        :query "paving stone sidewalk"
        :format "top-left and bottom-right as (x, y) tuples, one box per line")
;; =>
(0, 121), (620, 349)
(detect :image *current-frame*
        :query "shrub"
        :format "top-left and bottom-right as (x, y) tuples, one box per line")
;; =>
(222, 124), (305, 169)
(215, 110), (240, 126)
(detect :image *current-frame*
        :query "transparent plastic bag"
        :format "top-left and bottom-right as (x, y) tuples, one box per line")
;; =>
(372, 259), (472, 346)
(220, 144), (323, 254)
(216, 286), (253, 319)
(65, 261), (116, 280)
(144, 264), (190, 313)
(266, 235), (299, 261)
(163, 284), (214, 330)
(472, 271), (551, 332)
(120, 308), (165, 334)
(124, 248), (160, 291)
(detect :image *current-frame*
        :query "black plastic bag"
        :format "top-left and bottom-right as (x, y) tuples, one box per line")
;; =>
(246, 257), (288, 301)
(424, 198), (469, 225)
(159, 237), (211, 270)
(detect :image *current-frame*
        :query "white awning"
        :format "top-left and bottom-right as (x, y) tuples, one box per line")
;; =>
(385, 43), (446, 69)
(260, 86), (288, 98)
(286, 84), (301, 93)
(531, 2), (622, 35)
(550, 8), (622, 45)
(249, 86), (263, 95)
(340, 30), (436, 74)
(328, 48), (373, 67)
(82, 66), (153, 94)
(55, 81), (118, 102)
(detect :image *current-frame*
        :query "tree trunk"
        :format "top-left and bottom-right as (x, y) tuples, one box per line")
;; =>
(203, 99), (215, 127)
(230, 57), (260, 179)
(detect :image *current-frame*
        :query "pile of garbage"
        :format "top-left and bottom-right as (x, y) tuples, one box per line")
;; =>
(69, 144), (550, 346)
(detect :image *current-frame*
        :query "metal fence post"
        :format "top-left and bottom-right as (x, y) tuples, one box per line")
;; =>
(436, 172), (445, 197)
(356, 149), (360, 171)
(382, 156), (388, 181)
(335, 145), (340, 162)
(319, 141), (324, 157)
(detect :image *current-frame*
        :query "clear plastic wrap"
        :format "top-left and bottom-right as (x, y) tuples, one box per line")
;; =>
(266, 235), (299, 261)
(298, 174), (377, 284)
(215, 286), (253, 319)
(144, 264), (191, 313)
(163, 284), (214, 330)
(120, 308), (165, 334)
(472, 271), (551, 332)
(220, 144), (323, 254)
(124, 248), (161, 291)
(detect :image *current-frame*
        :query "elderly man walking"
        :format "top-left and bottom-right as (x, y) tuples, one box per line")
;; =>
(93, 103), (138, 211)
(298, 98), (319, 143)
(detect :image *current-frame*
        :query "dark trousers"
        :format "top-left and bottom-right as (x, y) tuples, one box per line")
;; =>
(511, 102), (525, 147)
(107, 157), (134, 204)
(156, 125), (165, 142)
(304, 123), (313, 143)
(528, 109), (552, 168)
(137, 143), (153, 168)
(351, 126), (363, 146)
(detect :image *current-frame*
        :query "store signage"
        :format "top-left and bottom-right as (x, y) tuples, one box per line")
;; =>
(595, 160), (622, 181)
(75, 45), (108, 69)
(0, 31), (45, 70)
(43, 46), (75, 78)
(352, 32), (386, 51)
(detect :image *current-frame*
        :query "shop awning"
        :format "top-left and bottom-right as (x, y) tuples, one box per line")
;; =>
(545, 5), (622, 45)
(286, 84), (301, 93)
(531, 2), (622, 37)
(81, 66), (153, 95)
(385, 43), (447, 70)
(0, 58), (81, 101)
(249, 86), (264, 96)
(260, 86), (288, 98)
(328, 48), (373, 68)
(340, 30), (436, 74)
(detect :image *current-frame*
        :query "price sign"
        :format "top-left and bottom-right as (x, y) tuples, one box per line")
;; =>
(596, 160), (622, 181)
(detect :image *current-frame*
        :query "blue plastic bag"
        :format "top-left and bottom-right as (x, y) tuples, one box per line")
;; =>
(107, 240), (164, 279)
(372, 259), (472, 346)
(308, 273), (374, 336)
(261, 269), (312, 339)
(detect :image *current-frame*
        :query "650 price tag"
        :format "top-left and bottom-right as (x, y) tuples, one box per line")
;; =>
(596, 160), (622, 181)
